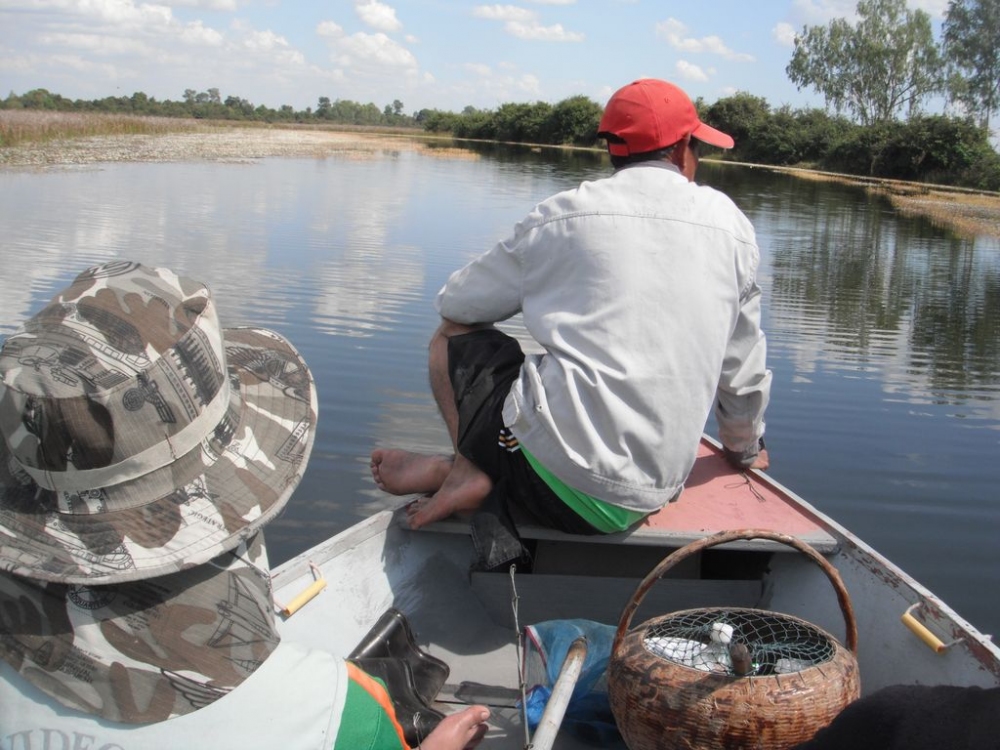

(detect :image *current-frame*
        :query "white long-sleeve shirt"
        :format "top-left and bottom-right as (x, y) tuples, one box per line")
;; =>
(436, 161), (771, 513)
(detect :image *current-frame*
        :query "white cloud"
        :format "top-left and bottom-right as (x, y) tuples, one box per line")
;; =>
(790, 0), (859, 23)
(451, 63), (541, 104)
(474, 4), (583, 42)
(165, 0), (238, 9)
(88, 0), (175, 27)
(332, 31), (417, 69)
(0, 1), (340, 108)
(317, 21), (344, 38)
(675, 60), (709, 82)
(0, 52), (34, 73)
(773, 22), (797, 47)
(241, 28), (289, 53)
(505, 20), (583, 41)
(656, 18), (754, 62)
(355, 0), (402, 33)
(49, 53), (125, 78)
(473, 5), (536, 22)
(527, 0), (576, 4)
(517, 73), (541, 94)
(465, 62), (492, 76)
(37, 32), (148, 54)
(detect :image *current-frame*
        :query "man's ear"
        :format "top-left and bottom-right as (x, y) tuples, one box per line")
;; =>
(669, 134), (692, 172)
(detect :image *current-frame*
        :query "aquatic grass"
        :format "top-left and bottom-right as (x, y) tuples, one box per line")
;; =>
(777, 166), (1000, 240)
(886, 189), (1000, 239)
(0, 110), (201, 148)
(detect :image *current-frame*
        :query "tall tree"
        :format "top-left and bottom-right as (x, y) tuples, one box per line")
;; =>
(786, 0), (943, 125)
(943, 0), (1000, 128)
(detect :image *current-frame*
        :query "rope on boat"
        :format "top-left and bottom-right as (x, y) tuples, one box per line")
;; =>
(509, 563), (532, 749)
(725, 471), (767, 503)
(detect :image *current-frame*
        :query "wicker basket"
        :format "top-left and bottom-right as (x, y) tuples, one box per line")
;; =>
(608, 529), (861, 750)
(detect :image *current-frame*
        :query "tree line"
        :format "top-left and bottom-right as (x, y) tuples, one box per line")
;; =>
(2, 0), (997, 190)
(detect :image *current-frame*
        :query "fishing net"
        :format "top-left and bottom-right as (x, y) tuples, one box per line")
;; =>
(642, 607), (837, 677)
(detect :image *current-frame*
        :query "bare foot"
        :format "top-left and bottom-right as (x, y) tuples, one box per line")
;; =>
(420, 705), (490, 750)
(750, 448), (770, 471)
(405, 496), (474, 528)
(406, 455), (493, 529)
(370, 449), (453, 495)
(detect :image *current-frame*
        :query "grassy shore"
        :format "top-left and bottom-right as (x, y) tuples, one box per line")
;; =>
(2, 110), (998, 239)
(0, 110), (206, 148)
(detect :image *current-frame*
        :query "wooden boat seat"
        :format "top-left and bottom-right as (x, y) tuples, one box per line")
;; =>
(422, 439), (839, 555)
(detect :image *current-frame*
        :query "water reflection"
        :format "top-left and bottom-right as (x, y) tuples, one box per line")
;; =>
(706, 164), (1000, 420)
(0, 142), (997, 638)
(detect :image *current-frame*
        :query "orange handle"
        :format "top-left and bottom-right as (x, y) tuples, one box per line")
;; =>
(901, 607), (947, 654)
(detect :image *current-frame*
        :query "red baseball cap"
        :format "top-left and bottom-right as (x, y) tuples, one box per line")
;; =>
(598, 78), (734, 156)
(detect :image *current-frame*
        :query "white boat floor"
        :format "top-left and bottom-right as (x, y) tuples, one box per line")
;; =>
(407, 568), (607, 750)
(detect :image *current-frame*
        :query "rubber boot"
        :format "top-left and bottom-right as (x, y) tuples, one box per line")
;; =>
(348, 608), (450, 704)
(349, 656), (445, 747)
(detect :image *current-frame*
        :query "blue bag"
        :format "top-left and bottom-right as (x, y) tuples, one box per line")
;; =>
(521, 619), (626, 747)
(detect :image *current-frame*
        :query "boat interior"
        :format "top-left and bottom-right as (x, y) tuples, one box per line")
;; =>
(272, 438), (998, 749)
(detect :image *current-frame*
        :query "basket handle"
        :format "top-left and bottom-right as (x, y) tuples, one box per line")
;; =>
(612, 528), (858, 656)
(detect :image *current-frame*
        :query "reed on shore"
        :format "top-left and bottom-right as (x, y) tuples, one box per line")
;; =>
(0, 110), (203, 148)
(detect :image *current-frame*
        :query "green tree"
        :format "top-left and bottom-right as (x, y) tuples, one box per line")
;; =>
(493, 101), (552, 142)
(706, 92), (771, 153)
(943, 0), (1000, 128)
(786, 0), (943, 125)
(21, 88), (60, 109)
(420, 109), (459, 132)
(129, 91), (149, 113)
(547, 95), (602, 146)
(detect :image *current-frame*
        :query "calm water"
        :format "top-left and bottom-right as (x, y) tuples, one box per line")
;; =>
(1, 140), (998, 638)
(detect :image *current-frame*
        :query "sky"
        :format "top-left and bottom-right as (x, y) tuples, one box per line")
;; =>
(0, 0), (952, 116)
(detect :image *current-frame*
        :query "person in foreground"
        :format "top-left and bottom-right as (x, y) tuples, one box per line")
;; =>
(372, 78), (771, 563)
(0, 261), (489, 750)
(791, 684), (1000, 750)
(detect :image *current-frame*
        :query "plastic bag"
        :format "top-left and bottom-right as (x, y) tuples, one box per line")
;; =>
(521, 619), (625, 747)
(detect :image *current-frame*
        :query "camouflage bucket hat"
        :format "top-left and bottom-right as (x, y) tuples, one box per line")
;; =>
(0, 261), (317, 584)
(0, 532), (279, 723)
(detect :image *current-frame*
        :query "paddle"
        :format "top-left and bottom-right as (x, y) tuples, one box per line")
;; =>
(528, 636), (588, 750)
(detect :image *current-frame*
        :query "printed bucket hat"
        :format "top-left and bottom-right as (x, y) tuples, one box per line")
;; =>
(0, 532), (279, 722)
(0, 261), (317, 584)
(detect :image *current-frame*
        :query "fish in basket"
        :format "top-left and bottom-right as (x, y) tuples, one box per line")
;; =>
(608, 529), (861, 750)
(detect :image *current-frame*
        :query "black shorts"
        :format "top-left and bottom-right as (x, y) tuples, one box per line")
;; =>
(448, 329), (597, 535)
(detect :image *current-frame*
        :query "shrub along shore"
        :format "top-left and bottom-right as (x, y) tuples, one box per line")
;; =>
(2, 110), (997, 240)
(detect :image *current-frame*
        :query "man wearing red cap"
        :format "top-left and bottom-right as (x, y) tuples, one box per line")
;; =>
(372, 79), (771, 568)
